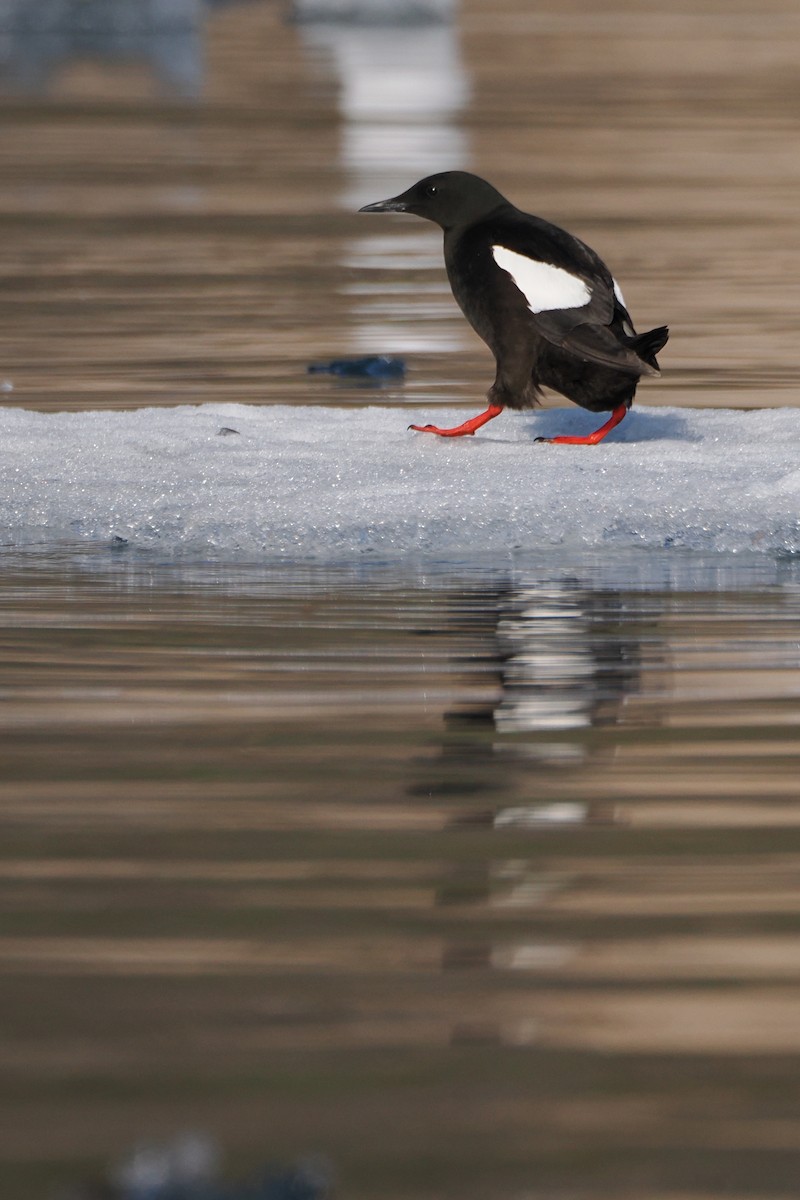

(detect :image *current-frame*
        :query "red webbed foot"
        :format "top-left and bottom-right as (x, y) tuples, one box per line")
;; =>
(409, 404), (503, 438)
(535, 403), (628, 446)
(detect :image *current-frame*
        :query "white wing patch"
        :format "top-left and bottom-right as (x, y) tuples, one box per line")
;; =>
(612, 278), (634, 335)
(492, 244), (591, 313)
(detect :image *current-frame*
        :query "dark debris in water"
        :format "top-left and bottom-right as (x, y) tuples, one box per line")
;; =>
(307, 355), (406, 379)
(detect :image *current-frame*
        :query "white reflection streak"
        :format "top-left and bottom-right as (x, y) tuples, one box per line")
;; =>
(294, 1), (471, 353)
(297, 20), (469, 202)
(494, 586), (598, 742)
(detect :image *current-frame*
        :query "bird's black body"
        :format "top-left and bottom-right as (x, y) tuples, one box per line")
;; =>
(448, 207), (663, 413)
(360, 172), (668, 443)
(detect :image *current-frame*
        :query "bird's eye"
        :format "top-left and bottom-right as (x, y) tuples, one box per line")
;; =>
(424, 184), (438, 198)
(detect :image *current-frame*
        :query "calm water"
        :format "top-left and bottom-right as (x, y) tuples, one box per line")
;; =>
(3, 0), (800, 413)
(2, 1), (800, 1198)
(2, 548), (800, 1198)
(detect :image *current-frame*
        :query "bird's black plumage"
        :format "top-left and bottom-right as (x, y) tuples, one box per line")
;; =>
(360, 171), (669, 443)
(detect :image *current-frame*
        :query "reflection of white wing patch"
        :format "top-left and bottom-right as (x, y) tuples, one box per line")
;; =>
(492, 245), (592, 313)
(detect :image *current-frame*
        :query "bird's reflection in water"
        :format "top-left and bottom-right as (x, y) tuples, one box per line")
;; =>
(424, 574), (653, 1016)
(441, 574), (643, 770)
(492, 578), (642, 760)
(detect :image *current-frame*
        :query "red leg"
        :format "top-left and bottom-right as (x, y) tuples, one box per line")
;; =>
(535, 403), (628, 446)
(409, 404), (504, 438)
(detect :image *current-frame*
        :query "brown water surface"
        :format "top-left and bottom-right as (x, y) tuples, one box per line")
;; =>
(1, 2), (800, 1198)
(1, 548), (800, 1198)
(2, 0), (800, 412)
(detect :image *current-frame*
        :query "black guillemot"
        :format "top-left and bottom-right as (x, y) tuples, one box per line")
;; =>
(360, 171), (668, 443)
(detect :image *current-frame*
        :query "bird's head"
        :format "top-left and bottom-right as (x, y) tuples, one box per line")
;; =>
(359, 171), (509, 231)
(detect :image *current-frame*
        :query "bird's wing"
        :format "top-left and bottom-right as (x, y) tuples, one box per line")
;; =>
(538, 318), (659, 376)
(491, 243), (614, 325)
(489, 228), (648, 374)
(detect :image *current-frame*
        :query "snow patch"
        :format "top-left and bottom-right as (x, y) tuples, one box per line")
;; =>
(2, 403), (800, 560)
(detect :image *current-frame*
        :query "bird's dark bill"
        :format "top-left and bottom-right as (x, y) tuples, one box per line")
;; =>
(358, 197), (408, 213)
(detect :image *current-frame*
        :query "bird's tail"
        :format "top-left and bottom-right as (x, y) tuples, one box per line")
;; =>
(630, 325), (669, 373)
